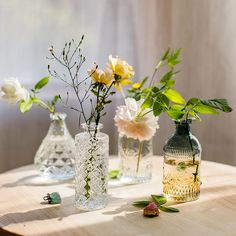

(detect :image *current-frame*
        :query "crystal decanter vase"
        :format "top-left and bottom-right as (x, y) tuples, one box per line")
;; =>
(75, 123), (109, 211)
(34, 113), (75, 180)
(163, 121), (202, 202)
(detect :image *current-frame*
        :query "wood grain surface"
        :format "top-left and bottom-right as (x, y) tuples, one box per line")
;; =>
(0, 156), (235, 236)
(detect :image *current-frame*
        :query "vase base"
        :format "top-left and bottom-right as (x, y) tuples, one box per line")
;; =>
(36, 163), (75, 181)
(119, 175), (151, 185)
(164, 192), (200, 203)
(75, 197), (108, 211)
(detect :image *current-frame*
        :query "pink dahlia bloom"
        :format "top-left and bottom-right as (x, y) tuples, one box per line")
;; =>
(114, 98), (159, 141)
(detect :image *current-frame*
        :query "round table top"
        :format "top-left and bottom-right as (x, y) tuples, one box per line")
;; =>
(0, 156), (236, 236)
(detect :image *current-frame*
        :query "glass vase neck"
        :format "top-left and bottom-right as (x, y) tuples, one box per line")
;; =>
(81, 123), (103, 133)
(175, 121), (192, 135)
(48, 113), (68, 136)
(50, 113), (67, 121)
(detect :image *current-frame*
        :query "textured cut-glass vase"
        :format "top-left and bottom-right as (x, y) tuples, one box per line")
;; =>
(163, 121), (201, 202)
(119, 135), (153, 184)
(75, 123), (109, 211)
(34, 113), (75, 180)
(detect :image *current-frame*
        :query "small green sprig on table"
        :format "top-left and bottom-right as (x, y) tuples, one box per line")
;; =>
(108, 169), (120, 179)
(133, 194), (179, 217)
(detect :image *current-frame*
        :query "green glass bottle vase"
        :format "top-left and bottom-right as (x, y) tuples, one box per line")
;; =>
(163, 121), (201, 202)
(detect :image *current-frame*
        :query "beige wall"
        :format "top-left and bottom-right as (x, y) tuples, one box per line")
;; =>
(0, 0), (235, 173)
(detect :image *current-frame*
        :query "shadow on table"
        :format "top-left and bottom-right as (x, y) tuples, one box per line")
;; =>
(1, 192), (236, 236)
(35, 193), (236, 236)
(0, 194), (123, 227)
(0, 228), (22, 236)
(200, 184), (236, 193)
(0, 195), (79, 227)
(1, 175), (74, 188)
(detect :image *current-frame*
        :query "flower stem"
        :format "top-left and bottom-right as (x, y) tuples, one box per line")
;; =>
(136, 141), (143, 173)
(186, 125), (199, 182)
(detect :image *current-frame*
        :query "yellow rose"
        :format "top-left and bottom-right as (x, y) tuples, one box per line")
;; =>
(132, 82), (142, 90)
(88, 64), (113, 85)
(107, 55), (135, 81)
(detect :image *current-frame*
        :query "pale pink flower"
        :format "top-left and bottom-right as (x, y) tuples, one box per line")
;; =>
(114, 98), (159, 141)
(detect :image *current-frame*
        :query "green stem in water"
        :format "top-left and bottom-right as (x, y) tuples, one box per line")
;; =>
(136, 141), (143, 173)
(186, 125), (199, 182)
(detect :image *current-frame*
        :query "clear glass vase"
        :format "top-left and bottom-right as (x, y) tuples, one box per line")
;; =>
(163, 121), (202, 202)
(75, 123), (109, 211)
(119, 135), (153, 184)
(34, 113), (75, 180)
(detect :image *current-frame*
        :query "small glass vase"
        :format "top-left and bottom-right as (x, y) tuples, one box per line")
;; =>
(75, 123), (109, 211)
(163, 121), (202, 202)
(119, 135), (153, 184)
(34, 113), (75, 180)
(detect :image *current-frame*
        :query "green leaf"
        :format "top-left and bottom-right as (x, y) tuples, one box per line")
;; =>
(193, 103), (219, 114)
(159, 205), (179, 213)
(160, 71), (173, 84)
(161, 48), (170, 60)
(201, 99), (233, 113)
(153, 101), (163, 116)
(108, 170), (120, 179)
(160, 71), (179, 85)
(168, 49), (181, 67)
(151, 195), (167, 206)
(177, 162), (187, 171)
(165, 79), (175, 88)
(132, 201), (151, 208)
(167, 105), (185, 120)
(34, 77), (50, 90)
(152, 86), (159, 94)
(141, 76), (149, 87)
(186, 98), (200, 106)
(188, 110), (201, 121)
(141, 88), (151, 94)
(164, 89), (186, 104)
(31, 97), (42, 105)
(52, 95), (60, 106)
(20, 99), (33, 113)
(158, 94), (170, 107)
(141, 97), (153, 110)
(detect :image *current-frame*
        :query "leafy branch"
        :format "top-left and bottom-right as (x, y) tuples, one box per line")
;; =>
(128, 49), (182, 118)
(20, 76), (60, 114)
(167, 98), (233, 122)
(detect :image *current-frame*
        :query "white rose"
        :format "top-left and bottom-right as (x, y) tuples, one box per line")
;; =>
(114, 98), (159, 141)
(0, 78), (29, 104)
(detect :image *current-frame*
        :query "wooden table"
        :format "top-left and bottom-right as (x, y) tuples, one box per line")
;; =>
(0, 156), (236, 236)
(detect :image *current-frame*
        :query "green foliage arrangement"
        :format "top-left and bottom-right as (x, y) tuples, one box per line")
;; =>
(128, 49), (233, 122)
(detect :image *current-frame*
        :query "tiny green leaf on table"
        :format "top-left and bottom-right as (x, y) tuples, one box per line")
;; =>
(132, 194), (180, 214)
(132, 201), (151, 208)
(151, 195), (167, 206)
(159, 205), (180, 213)
(108, 170), (120, 179)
